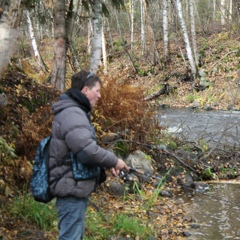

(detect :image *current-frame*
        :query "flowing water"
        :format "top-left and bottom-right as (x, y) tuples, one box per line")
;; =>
(185, 183), (240, 240)
(159, 109), (240, 239)
(159, 108), (240, 148)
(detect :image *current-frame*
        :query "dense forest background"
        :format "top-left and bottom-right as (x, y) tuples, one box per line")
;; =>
(0, 0), (240, 239)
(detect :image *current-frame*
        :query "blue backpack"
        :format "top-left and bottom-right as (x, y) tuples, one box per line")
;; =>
(30, 136), (53, 203)
(30, 136), (71, 203)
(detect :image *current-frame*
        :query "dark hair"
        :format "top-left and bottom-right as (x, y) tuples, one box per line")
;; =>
(71, 70), (101, 91)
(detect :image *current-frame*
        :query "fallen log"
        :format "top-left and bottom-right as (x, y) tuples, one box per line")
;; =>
(144, 83), (169, 101)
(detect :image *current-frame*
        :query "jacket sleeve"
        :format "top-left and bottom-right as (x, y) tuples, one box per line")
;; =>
(59, 107), (118, 169)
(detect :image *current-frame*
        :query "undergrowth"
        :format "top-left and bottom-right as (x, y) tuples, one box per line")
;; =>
(5, 190), (156, 239)
(93, 73), (155, 147)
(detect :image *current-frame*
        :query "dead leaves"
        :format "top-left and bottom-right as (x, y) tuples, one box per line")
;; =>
(89, 177), (189, 239)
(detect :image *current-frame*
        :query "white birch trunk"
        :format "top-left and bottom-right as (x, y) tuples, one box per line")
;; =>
(213, 0), (216, 21)
(0, 0), (22, 78)
(102, 18), (107, 74)
(229, 0), (233, 22)
(175, 0), (196, 76)
(189, 0), (198, 66)
(87, 16), (93, 55)
(25, 10), (47, 73)
(221, 0), (226, 25)
(163, 0), (169, 57)
(89, 0), (103, 73)
(130, 0), (134, 52)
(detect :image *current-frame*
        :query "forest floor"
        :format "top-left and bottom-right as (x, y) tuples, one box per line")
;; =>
(0, 32), (240, 239)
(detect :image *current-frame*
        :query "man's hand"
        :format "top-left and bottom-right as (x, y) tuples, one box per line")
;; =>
(111, 159), (129, 176)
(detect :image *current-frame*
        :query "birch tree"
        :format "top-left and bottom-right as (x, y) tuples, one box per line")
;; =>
(213, 0), (216, 21)
(174, 0), (196, 76)
(89, 0), (103, 74)
(87, 6), (93, 55)
(229, 0), (233, 22)
(25, 10), (47, 73)
(130, 0), (134, 52)
(189, 0), (198, 66)
(102, 20), (107, 74)
(50, 0), (66, 90)
(0, 0), (23, 79)
(232, 0), (240, 24)
(163, 0), (169, 58)
(221, 0), (226, 25)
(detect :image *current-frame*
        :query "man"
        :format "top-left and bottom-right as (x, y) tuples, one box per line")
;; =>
(49, 70), (129, 239)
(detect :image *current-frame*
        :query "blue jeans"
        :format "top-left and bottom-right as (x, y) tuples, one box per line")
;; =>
(56, 196), (88, 240)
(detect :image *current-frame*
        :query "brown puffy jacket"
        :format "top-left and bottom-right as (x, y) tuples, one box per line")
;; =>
(49, 93), (118, 199)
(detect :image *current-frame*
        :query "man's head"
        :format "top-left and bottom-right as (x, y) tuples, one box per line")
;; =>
(71, 70), (101, 107)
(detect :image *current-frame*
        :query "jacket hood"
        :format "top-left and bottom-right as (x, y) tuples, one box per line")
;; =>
(52, 94), (79, 115)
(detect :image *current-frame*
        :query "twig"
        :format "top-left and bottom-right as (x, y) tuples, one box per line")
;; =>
(209, 50), (234, 71)
(162, 149), (199, 174)
(122, 43), (138, 73)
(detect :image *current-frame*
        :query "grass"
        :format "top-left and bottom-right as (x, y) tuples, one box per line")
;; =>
(85, 210), (153, 239)
(7, 193), (58, 231)
(6, 190), (156, 239)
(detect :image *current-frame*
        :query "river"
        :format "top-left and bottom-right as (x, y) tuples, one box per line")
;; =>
(159, 108), (240, 148)
(159, 109), (240, 239)
(184, 183), (240, 240)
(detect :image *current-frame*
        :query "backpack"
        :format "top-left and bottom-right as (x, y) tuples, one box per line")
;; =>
(30, 136), (53, 203)
(30, 136), (72, 203)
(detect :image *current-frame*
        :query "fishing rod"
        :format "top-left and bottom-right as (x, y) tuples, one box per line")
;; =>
(119, 168), (162, 182)
(129, 168), (162, 180)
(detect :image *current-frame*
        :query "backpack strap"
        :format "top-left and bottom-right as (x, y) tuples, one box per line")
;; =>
(49, 153), (71, 187)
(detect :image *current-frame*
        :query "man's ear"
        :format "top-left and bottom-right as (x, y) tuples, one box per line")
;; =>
(81, 86), (89, 94)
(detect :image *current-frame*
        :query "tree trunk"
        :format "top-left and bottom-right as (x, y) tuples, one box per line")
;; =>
(0, 0), (23, 79)
(232, 0), (240, 25)
(25, 10), (47, 73)
(189, 0), (198, 66)
(87, 9), (93, 55)
(102, 18), (107, 74)
(213, 0), (216, 21)
(229, 0), (233, 22)
(163, 0), (169, 58)
(130, 0), (134, 52)
(221, 0), (226, 25)
(89, 0), (103, 74)
(174, 0), (196, 76)
(50, 0), (66, 91)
